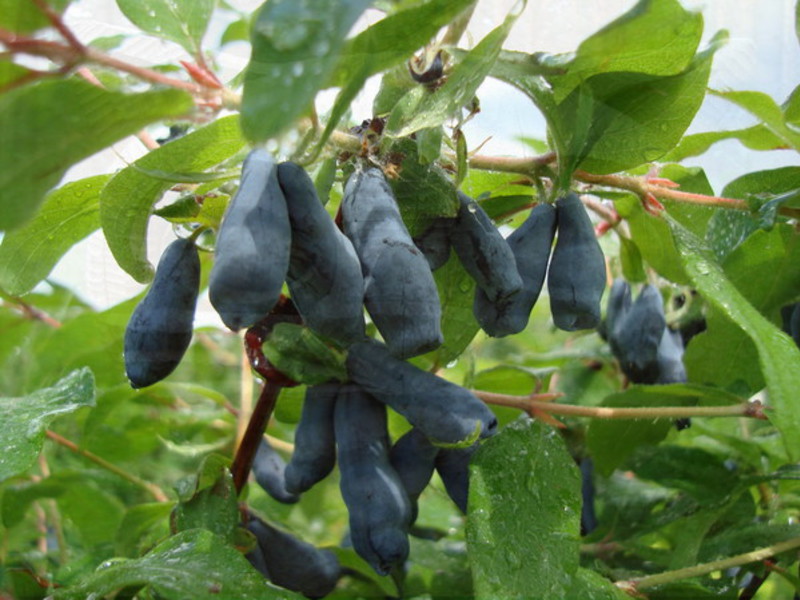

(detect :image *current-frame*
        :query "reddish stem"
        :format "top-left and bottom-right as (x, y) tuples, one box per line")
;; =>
(231, 381), (282, 494)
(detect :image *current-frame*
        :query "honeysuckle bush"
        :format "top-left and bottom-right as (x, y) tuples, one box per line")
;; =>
(1, 0), (800, 598)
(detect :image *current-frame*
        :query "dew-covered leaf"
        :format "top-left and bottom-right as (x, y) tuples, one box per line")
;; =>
(668, 217), (800, 460)
(547, 0), (704, 102)
(100, 115), (244, 282)
(467, 417), (581, 598)
(241, 0), (372, 142)
(559, 35), (721, 174)
(172, 454), (239, 542)
(116, 0), (214, 56)
(0, 368), (95, 482)
(54, 529), (301, 599)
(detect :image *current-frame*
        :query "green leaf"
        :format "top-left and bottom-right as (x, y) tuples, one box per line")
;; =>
(221, 18), (250, 45)
(116, 0), (214, 56)
(724, 225), (800, 314)
(263, 323), (347, 385)
(586, 384), (740, 476)
(424, 250), (480, 368)
(711, 89), (800, 151)
(619, 236), (646, 282)
(0, 368), (95, 482)
(705, 166), (800, 262)
(616, 195), (688, 284)
(723, 165), (800, 203)
(685, 309), (763, 395)
(314, 158), (337, 206)
(699, 522), (800, 562)
(658, 164), (716, 237)
(373, 63), (417, 115)
(559, 35), (721, 174)
(29, 298), (135, 390)
(662, 125), (788, 162)
(0, 60), (31, 88)
(100, 115), (245, 282)
(172, 454), (239, 542)
(55, 529), (301, 599)
(796, 0), (800, 46)
(786, 83), (800, 124)
(667, 217), (800, 460)
(116, 502), (173, 557)
(0, 175), (110, 296)
(388, 3), (523, 137)
(88, 34), (128, 51)
(466, 417), (581, 598)
(241, 0), (372, 142)
(328, 547), (400, 597)
(0, 79), (192, 232)
(56, 477), (126, 547)
(386, 137), (458, 236)
(406, 537), (474, 599)
(416, 126), (443, 165)
(0, 0), (70, 33)
(460, 169), (536, 200)
(455, 128), (468, 187)
(630, 445), (740, 504)
(547, 0), (704, 102)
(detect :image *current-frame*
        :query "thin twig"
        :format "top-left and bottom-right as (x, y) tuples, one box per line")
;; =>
(83, 46), (204, 94)
(45, 430), (168, 502)
(616, 536), (800, 592)
(473, 390), (765, 420)
(1, 294), (62, 328)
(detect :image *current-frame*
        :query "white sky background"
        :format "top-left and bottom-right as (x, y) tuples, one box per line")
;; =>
(51, 0), (800, 323)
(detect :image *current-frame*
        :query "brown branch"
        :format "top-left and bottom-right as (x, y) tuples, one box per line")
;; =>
(29, 0), (85, 52)
(83, 46), (204, 94)
(0, 28), (207, 95)
(230, 381), (283, 494)
(45, 430), (168, 502)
